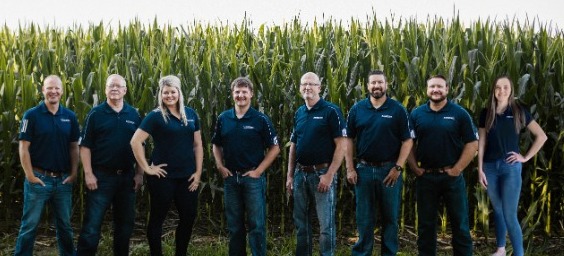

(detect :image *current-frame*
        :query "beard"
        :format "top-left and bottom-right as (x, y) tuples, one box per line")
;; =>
(429, 93), (447, 103)
(370, 89), (385, 99)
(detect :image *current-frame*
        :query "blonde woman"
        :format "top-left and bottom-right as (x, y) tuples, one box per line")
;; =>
(131, 75), (203, 256)
(478, 75), (547, 256)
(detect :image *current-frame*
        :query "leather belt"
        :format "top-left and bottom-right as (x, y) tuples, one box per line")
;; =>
(94, 166), (127, 175)
(33, 167), (62, 177)
(424, 166), (453, 174)
(359, 159), (393, 167)
(297, 163), (329, 172)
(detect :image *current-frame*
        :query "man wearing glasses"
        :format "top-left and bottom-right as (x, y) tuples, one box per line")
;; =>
(76, 74), (143, 256)
(286, 72), (347, 256)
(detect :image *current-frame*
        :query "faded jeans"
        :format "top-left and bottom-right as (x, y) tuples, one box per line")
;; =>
(293, 168), (337, 256)
(14, 170), (74, 256)
(484, 159), (524, 256)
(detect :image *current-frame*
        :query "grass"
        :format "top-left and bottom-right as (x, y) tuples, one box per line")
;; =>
(1, 222), (562, 256)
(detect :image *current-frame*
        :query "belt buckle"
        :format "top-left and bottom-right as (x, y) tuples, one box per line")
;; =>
(48, 171), (57, 177)
(116, 169), (123, 175)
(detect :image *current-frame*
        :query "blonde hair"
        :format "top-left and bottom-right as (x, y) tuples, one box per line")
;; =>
(157, 75), (188, 125)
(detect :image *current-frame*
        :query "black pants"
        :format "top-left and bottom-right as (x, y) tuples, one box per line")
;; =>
(146, 176), (199, 256)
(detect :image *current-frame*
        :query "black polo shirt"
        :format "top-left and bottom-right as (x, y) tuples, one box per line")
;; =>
(347, 97), (414, 162)
(211, 107), (278, 171)
(410, 101), (478, 168)
(479, 106), (532, 162)
(290, 98), (346, 166)
(139, 107), (200, 178)
(18, 102), (80, 173)
(79, 101), (141, 171)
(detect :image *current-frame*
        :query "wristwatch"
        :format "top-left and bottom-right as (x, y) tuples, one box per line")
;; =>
(394, 165), (403, 172)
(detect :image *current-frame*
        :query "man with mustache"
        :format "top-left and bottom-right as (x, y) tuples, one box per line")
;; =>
(345, 70), (414, 256)
(212, 77), (280, 256)
(15, 75), (80, 256)
(407, 75), (478, 256)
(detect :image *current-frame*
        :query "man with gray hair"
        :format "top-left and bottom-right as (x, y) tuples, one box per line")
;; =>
(76, 74), (143, 255)
(287, 72), (347, 256)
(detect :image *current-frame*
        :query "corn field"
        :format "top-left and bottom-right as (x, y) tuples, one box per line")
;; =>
(1, 14), (563, 242)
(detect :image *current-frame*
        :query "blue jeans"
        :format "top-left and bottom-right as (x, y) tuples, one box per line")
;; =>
(484, 160), (523, 256)
(224, 174), (266, 256)
(416, 172), (473, 256)
(352, 162), (402, 256)
(14, 170), (74, 256)
(293, 168), (337, 256)
(146, 176), (198, 256)
(76, 170), (136, 256)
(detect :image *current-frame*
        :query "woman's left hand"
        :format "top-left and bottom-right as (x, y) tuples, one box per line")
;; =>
(506, 151), (526, 164)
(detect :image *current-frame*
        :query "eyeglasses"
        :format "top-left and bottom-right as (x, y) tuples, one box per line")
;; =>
(106, 84), (126, 89)
(300, 83), (320, 87)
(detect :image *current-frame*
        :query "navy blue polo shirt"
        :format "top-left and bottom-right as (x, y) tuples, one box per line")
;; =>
(79, 101), (141, 171)
(479, 106), (532, 162)
(211, 107), (278, 171)
(410, 101), (478, 168)
(290, 98), (346, 165)
(139, 107), (200, 178)
(347, 97), (414, 162)
(18, 102), (80, 173)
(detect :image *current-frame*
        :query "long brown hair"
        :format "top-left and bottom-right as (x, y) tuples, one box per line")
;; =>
(484, 75), (525, 133)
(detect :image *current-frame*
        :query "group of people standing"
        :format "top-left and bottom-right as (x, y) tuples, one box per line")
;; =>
(14, 70), (546, 256)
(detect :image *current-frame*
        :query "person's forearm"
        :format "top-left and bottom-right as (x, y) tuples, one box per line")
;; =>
(80, 147), (93, 174)
(287, 143), (296, 178)
(407, 147), (419, 171)
(255, 145), (280, 175)
(453, 141), (478, 172)
(395, 139), (413, 166)
(69, 142), (79, 176)
(344, 138), (355, 170)
(327, 137), (346, 176)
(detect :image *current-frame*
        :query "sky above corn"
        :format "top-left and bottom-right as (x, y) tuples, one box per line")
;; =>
(1, 0), (562, 29)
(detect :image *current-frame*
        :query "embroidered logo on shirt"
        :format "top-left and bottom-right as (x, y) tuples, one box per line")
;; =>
(187, 119), (195, 122)
(125, 120), (136, 125)
(443, 116), (455, 120)
(381, 114), (392, 118)
(243, 126), (255, 130)
(313, 116), (323, 119)
(60, 118), (70, 122)
(506, 116), (514, 119)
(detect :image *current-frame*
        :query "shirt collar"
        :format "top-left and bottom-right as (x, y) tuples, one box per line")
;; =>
(307, 98), (327, 111)
(229, 107), (257, 119)
(102, 101), (131, 113)
(362, 96), (390, 110)
(39, 101), (62, 115)
(424, 100), (452, 113)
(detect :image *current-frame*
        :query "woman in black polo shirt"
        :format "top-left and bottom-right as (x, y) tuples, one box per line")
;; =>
(477, 75), (547, 256)
(131, 75), (203, 256)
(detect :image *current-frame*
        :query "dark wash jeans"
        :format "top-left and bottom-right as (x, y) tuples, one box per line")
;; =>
(224, 174), (267, 256)
(76, 170), (136, 256)
(352, 162), (402, 256)
(416, 172), (473, 256)
(146, 176), (198, 256)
